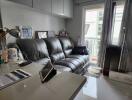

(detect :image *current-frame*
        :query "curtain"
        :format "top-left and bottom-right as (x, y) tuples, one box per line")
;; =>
(98, 0), (115, 68)
(118, 0), (131, 72)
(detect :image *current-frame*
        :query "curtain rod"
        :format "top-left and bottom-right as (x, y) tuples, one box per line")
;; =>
(74, 0), (125, 6)
(74, 0), (105, 6)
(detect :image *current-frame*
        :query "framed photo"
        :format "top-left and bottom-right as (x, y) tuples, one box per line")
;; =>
(20, 26), (32, 39)
(35, 31), (48, 39)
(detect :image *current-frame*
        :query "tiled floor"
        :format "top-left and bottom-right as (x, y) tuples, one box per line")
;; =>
(74, 75), (132, 100)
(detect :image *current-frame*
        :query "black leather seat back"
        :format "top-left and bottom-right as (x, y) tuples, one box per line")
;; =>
(35, 39), (49, 59)
(44, 37), (65, 62)
(17, 39), (49, 61)
(59, 37), (74, 56)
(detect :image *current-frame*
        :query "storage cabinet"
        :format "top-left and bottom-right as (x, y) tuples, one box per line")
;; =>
(33, 0), (52, 14)
(52, 0), (73, 18)
(9, 0), (73, 18)
(64, 0), (73, 18)
(52, 0), (64, 16)
(8, 0), (33, 7)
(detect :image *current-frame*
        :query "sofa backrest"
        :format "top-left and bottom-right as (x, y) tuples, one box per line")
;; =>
(35, 39), (49, 59)
(59, 37), (74, 57)
(44, 37), (65, 63)
(17, 39), (49, 61)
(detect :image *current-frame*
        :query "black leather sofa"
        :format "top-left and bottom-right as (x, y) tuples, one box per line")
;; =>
(17, 37), (89, 75)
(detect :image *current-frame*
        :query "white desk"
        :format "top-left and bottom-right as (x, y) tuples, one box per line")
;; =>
(0, 63), (86, 100)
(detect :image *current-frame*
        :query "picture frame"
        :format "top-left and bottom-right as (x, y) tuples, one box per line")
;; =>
(20, 26), (33, 39)
(35, 31), (48, 39)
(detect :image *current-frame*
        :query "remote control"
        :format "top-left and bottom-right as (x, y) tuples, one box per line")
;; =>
(19, 61), (32, 67)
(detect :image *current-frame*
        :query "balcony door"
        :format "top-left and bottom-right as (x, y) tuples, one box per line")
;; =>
(83, 4), (104, 65)
(83, 2), (125, 66)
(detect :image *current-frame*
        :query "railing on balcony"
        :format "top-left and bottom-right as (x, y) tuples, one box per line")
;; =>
(84, 37), (100, 63)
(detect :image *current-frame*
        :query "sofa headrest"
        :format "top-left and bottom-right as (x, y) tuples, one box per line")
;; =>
(35, 39), (49, 58)
(59, 37), (74, 50)
(44, 37), (65, 62)
(17, 39), (49, 61)
(44, 37), (64, 55)
(59, 37), (74, 56)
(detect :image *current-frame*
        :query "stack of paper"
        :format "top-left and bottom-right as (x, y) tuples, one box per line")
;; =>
(0, 69), (31, 90)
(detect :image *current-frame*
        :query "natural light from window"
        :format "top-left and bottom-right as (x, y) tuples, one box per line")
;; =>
(84, 8), (104, 64)
(111, 5), (125, 45)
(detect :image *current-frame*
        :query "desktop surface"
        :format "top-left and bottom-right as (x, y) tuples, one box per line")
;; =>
(0, 63), (86, 100)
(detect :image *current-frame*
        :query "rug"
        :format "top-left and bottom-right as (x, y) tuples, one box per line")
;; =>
(85, 65), (102, 78)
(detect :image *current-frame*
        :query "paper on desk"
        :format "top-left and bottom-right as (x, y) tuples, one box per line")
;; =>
(0, 75), (14, 88)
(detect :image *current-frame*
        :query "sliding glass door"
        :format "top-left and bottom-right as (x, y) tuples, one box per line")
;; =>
(83, 4), (104, 65)
(83, 1), (125, 66)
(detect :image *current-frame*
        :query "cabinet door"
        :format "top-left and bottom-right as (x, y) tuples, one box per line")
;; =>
(33, 0), (52, 13)
(52, 0), (64, 16)
(9, 0), (33, 7)
(64, 0), (73, 18)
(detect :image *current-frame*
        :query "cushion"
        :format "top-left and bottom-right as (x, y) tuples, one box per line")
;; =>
(67, 55), (89, 64)
(55, 58), (83, 71)
(44, 37), (65, 62)
(35, 58), (50, 65)
(17, 39), (49, 61)
(17, 39), (39, 61)
(54, 65), (72, 72)
(59, 37), (74, 56)
(35, 39), (49, 58)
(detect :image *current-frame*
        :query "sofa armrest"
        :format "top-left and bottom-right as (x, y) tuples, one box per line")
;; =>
(71, 46), (89, 55)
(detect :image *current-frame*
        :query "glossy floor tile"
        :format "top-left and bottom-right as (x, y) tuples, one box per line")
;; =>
(74, 75), (132, 100)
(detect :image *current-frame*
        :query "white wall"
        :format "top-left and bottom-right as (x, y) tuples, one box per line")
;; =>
(1, 0), (65, 43)
(66, 5), (83, 44)
(0, 0), (2, 28)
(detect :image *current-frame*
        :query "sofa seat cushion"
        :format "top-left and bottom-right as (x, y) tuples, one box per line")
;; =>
(54, 65), (72, 72)
(67, 55), (89, 64)
(50, 52), (65, 63)
(35, 58), (50, 65)
(54, 58), (83, 71)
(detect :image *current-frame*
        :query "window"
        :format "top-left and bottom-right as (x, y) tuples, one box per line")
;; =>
(84, 6), (104, 64)
(98, 24), (102, 35)
(111, 3), (125, 45)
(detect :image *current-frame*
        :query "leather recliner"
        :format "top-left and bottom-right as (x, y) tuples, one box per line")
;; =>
(17, 39), (72, 72)
(59, 37), (89, 73)
(17, 37), (89, 74)
(59, 37), (89, 64)
(44, 37), (83, 72)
